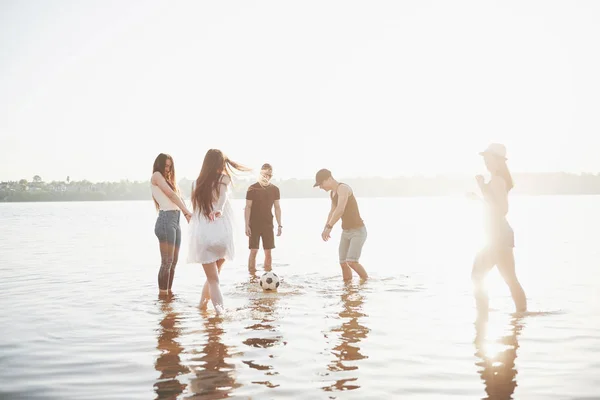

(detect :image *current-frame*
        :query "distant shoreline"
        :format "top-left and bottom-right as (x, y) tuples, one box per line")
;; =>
(4, 173), (600, 202)
(2, 192), (600, 204)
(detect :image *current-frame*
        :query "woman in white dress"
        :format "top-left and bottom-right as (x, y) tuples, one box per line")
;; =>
(188, 149), (249, 314)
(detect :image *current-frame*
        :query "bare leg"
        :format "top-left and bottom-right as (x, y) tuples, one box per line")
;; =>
(264, 249), (272, 271)
(347, 261), (368, 280)
(497, 249), (527, 313)
(201, 261), (224, 314)
(248, 249), (258, 272)
(340, 228), (367, 281)
(199, 280), (210, 310)
(200, 259), (226, 312)
(158, 242), (175, 294)
(339, 262), (353, 281)
(167, 246), (179, 292)
(472, 248), (495, 316)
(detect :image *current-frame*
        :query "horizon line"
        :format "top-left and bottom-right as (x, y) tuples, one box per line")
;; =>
(4, 170), (600, 184)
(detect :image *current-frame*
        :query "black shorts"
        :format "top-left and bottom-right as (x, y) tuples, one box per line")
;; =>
(249, 225), (275, 250)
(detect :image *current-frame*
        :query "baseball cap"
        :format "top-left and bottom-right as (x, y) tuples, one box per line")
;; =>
(313, 168), (332, 187)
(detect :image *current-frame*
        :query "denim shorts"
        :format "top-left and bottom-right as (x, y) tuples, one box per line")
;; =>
(339, 225), (367, 263)
(154, 210), (181, 247)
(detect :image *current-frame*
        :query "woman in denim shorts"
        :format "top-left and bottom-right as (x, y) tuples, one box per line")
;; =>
(151, 153), (192, 294)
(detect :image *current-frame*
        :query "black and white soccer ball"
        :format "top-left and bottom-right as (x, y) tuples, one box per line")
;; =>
(259, 271), (280, 291)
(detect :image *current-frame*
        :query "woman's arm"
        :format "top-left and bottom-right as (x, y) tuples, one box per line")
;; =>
(212, 174), (231, 218)
(152, 171), (192, 218)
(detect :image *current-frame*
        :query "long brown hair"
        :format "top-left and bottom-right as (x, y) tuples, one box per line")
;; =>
(152, 153), (178, 210)
(191, 149), (250, 218)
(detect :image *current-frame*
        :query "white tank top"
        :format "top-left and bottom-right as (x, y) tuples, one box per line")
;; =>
(151, 184), (179, 211)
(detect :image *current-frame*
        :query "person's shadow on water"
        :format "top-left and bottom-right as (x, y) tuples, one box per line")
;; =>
(474, 310), (524, 400)
(154, 293), (190, 400)
(322, 283), (370, 393)
(241, 288), (283, 389)
(188, 314), (241, 399)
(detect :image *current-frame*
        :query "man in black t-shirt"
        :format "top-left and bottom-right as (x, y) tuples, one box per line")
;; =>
(245, 163), (282, 272)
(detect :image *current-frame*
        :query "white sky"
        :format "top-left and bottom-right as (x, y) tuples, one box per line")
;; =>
(1, 0), (599, 182)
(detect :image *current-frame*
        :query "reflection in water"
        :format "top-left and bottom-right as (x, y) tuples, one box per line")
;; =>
(154, 293), (190, 400)
(322, 284), (370, 393)
(242, 278), (283, 389)
(188, 316), (240, 399)
(474, 312), (524, 400)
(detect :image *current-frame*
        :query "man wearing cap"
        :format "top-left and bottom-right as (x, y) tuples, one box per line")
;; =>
(314, 169), (368, 281)
(245, 163), (282, 272)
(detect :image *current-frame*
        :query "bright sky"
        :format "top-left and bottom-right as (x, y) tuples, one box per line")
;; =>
(1, 1), (599, 182)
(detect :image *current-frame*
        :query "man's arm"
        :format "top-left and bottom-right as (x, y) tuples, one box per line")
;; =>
(244, 198), (253, 237)
(325, 193), (335, 227)
(321, 196), (336, 242)
(274, 199), (282, 236)
(274, 200), (282, 227)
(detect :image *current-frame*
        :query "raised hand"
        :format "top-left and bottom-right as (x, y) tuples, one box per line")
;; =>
(475, 175), (485, 187)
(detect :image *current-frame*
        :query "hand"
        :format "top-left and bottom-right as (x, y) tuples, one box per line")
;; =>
(245, 225), (252, 237)
(277, 226), (282, 237)
(184, 212), (192, 223)
(466, 191), (479, 201)
(321, 227), (331, 242)
(209, 211), (222, 221)
(475, 175), (485, 186)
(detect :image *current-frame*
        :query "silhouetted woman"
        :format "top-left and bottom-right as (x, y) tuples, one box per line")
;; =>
(151, 153), (193, 294)
(471, 143), (527, 314)
(188, 149), (249, 315)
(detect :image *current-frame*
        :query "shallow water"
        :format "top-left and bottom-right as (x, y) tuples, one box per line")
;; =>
(0, 196), (599, 399)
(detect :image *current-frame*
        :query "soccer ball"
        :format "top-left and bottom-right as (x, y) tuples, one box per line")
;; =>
(259, 271), (280, 291)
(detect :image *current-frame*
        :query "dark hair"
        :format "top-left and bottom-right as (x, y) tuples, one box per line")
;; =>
(191, 149), (250, 218)
(152, 153), (177, 210)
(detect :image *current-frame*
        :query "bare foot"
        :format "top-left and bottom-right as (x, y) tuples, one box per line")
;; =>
(199, 299), (209, 311)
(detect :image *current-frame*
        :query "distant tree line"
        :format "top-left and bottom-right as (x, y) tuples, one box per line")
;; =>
(3, 172), (600, 202)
